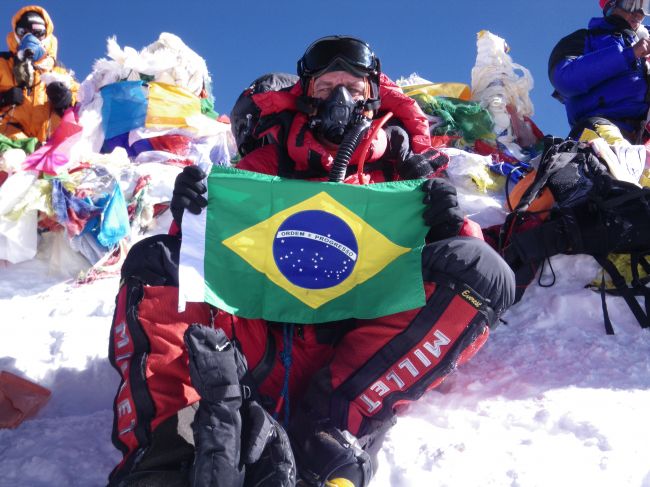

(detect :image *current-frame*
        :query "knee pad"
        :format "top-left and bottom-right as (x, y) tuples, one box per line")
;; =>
(121, 234), (181, 286)
(422, 237), (516, 325)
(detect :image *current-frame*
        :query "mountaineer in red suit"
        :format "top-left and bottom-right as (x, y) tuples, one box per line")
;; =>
(107, 35), (515, 487)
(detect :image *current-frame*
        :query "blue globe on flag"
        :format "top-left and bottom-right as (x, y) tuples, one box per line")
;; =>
(273, 210), (358, 289)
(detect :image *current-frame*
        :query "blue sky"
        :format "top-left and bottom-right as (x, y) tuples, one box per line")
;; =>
(1, 0), (601, 137)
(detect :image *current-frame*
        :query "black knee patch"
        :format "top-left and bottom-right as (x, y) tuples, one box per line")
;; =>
(122, 234), (181, 286)
(422, 237), (516, 320)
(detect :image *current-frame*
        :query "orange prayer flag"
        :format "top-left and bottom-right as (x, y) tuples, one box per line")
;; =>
(0, 371), (51, 429)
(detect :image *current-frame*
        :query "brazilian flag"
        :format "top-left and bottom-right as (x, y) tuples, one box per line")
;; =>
(179, 166), (429, 324)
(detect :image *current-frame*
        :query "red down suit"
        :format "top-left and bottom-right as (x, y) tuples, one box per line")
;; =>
(107, 76), (516, 486)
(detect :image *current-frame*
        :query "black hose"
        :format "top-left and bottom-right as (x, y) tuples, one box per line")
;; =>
(328, 117), (372, 182)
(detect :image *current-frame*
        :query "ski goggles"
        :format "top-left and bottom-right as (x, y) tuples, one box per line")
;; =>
(616, 0), (650, 15)
(15, 24), (46, 40)
(298, 36), (380, 78)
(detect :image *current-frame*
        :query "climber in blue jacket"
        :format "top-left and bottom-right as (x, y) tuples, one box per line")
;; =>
(549, 0), (650, 143)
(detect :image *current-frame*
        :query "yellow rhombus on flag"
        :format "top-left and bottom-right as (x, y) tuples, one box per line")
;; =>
(222, 191), (410, 309)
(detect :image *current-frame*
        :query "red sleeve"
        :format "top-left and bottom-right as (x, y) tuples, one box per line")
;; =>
(458, 217), (485, 240)
(378, 74), (432, 153)
(251, 90), (298, 117)
(235, 144), (280, 176)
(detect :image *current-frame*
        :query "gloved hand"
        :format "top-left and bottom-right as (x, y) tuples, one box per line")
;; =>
(184, 324), (246, 487)
(398, 153), (434, 180)
(185, 324), (297, 486)
(46, 82), (72, 115)
(170, 165), (208, 227)
(0, 87), (24, 108)
(398, 149), (448, 180)
(241, 400), (296, 486)
(422, 178), (465, 241)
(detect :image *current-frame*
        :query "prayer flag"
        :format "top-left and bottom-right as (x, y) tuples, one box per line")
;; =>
(100, 81), (147, 140)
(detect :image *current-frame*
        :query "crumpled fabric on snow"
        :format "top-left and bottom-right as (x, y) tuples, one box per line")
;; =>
(0, 134), (38, 155)
(50, 179), (101, 236)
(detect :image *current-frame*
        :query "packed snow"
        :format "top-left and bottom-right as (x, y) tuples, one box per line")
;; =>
(0, 18), (648, 487)
(1, 187), (650, 487)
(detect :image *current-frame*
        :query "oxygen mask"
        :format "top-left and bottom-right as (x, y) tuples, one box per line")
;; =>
(16, 34), (45, 62)
(310, 85), (365, 145)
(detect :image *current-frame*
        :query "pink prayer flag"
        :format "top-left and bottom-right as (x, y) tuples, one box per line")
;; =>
(23, 108), (83, 175)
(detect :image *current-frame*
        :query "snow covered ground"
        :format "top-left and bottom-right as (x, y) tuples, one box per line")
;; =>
(1, 194), (650, 487)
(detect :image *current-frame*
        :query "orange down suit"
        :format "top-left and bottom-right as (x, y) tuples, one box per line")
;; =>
(0, 6), (78, 142)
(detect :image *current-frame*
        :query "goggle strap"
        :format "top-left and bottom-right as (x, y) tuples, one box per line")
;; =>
(303, 56), (378, 80)
(300, 38), (378, 78)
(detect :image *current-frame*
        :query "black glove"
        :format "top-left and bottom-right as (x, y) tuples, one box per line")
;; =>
(422, 178), (465, 241)
(399, 153), (434, 180)
(46, 82), (72, 115)
(398, 149), (449, 180)
(0, 87), (24, 108)
(170, 165), (208, 227)
(241, 400), (296, 486)
(184, 324), (297, 486)
(184, 325), (246, 487)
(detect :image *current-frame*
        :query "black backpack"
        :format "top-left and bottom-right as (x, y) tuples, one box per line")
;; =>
(495, 135), (650, 333)
(230, 72), (299, 157)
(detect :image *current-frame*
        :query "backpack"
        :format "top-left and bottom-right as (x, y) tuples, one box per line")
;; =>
(493, 135), (650, 333)
(230, 72), (299, 157)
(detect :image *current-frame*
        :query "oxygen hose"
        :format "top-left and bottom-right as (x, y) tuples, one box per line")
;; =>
(328, 117), (372, 182)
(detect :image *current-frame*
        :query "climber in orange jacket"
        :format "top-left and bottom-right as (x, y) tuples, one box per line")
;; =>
(0, 6), (78, 142)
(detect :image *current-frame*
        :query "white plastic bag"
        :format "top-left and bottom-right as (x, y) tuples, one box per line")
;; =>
(0, 148), (27, 174)
(0, 210), (37, 263)
(442, 147), (497, 193)
(0, 171), (38, 216)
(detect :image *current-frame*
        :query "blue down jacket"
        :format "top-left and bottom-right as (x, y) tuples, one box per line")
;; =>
(548, 15), (649, 132)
